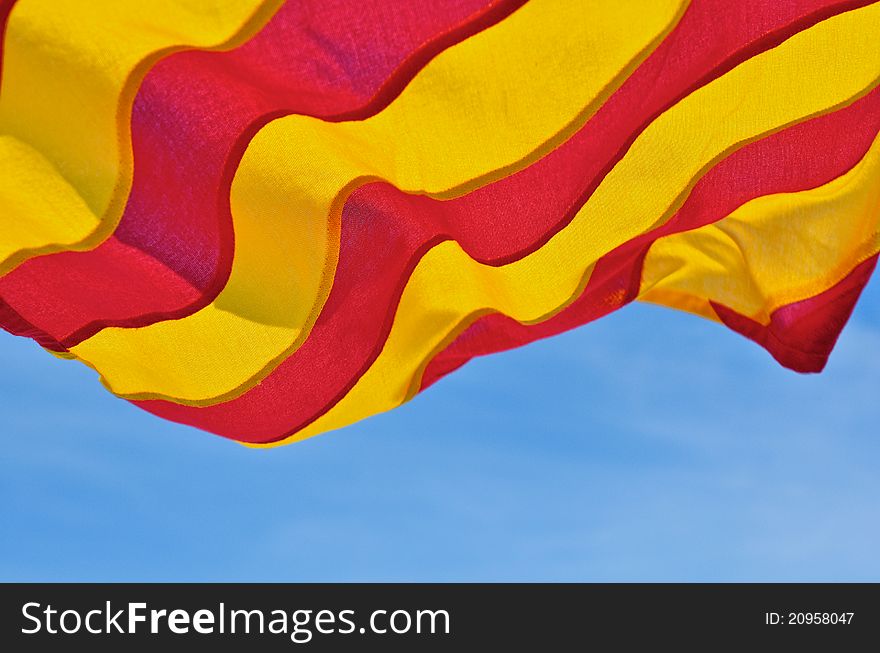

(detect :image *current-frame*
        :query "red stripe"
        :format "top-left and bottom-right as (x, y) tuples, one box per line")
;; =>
(421, 94), (880, 390)
(132, 0), (880, 443)
(710, 255), (879, 373)
(0, 295), (64, 351)
(0, 1), (16, 91)
(0, 0), (522, 345)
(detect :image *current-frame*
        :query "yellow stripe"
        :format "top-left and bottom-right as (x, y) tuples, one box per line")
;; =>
(0, 0), (281, 273)
(0, 135), (100, 262)
(71, 0), (689, 402)
(637, 287), (722, 322)
(249, 2), (880, 447)
(639, 130), (880, 323)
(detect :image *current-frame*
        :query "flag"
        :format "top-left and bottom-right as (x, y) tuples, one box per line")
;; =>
(1, 0), (878, 445)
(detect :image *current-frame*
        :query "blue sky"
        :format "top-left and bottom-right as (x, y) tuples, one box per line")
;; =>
(2, 275), (879, 581)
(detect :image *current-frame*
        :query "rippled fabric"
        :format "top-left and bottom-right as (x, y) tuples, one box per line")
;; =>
(0, 0), (518, 347)
(0, 0), (280, 273)
(67, 0), (689, 402)
(1, 0), (878, 445)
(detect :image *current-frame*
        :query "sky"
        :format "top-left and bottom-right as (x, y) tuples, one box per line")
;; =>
(1, 274), (879, 582)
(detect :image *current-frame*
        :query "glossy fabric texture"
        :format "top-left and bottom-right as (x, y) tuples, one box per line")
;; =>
(1, 0), (878, 445)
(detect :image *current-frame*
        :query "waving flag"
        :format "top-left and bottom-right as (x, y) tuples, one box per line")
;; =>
(1, 0), (878, 446)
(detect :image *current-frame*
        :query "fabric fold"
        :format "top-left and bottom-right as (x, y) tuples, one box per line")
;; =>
(0, 0), (523, 347)
(2, 0), (878, 446)
(134, 3), (880, 444)
(0, 0), (281, 273)
(639, 131), (880, 370)
(66, 0), (689, 403)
